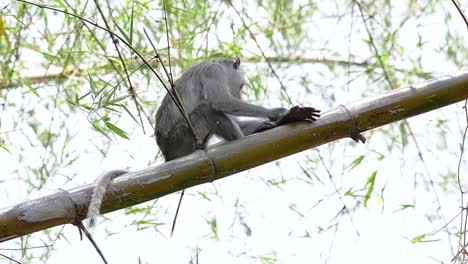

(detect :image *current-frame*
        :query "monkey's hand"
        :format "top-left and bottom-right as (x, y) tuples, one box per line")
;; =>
(277, 106), (321, 126)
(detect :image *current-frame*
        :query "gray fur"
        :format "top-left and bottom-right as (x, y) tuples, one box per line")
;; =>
(155, 57), (288, 161)
(87, 169), (128, 228)
(86, 58), (287, 227)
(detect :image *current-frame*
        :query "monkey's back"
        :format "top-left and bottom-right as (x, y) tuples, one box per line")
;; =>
(155, 59), (237, 135)
(155, 60), (236, 160)
(155, 61), (208, 134)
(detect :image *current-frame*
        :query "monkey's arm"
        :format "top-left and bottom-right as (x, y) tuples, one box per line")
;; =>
(237, 106), (323, 135)
(235, 118), (276, 135)
(201, 65), (286, 120)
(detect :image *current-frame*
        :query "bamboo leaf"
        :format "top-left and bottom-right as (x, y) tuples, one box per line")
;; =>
(347, 155), (365, 171)
(105, 122), (129, 139)
(364, 171), (377, 207)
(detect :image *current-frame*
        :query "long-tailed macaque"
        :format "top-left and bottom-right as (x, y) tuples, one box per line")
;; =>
(155, 57), (290, 161)
(87, 57), (321, 228)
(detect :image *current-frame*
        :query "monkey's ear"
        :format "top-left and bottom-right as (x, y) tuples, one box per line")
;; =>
(233, 57), (241, 69)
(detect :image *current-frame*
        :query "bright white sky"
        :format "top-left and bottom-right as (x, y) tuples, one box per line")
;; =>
(0, 1), (467, 263)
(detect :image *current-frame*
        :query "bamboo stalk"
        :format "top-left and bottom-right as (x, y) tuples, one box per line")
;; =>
(1, 69), (467, 242)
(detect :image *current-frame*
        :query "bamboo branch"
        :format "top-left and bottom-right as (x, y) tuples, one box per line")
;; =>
(1, 69), (467, 242)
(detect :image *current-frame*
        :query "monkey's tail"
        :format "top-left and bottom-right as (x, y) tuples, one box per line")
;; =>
(87, 170), (128, 228)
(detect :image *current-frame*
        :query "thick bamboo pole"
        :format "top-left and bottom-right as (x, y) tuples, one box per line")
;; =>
(1, 70), (467, 242)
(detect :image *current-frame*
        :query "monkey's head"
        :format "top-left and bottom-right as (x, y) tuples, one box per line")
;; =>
(217, 57), (246, 99)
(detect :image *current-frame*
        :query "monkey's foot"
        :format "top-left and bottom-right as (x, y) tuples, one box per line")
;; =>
(350, 128), (366, 144)
(277, 106), (321, 126)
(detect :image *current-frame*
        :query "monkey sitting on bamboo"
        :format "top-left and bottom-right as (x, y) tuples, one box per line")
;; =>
(86, 57), (321, 228)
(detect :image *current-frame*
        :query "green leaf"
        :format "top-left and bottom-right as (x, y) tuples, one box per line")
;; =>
(105, 122), (129, 139)
(259, 256), (277, 264)
(129, 0), (135, 45)
(78, 91), (92, 101)
(205, 217), (219, 240)
(0, 139), (11, 154)
(400, 204), (415, 209)
(37, 130), (57, 147)
(113, 19), (132, 45)
(346, 155), (365, 170)
(380, 53), (389, 64)
(92, 120), (111, 140)
(22, 80), (40, 96)
(399, 122), (408, 146)
(363, 171), (377, 207)
(55, 0), (67, 10)
(393, 203), (415, 213)
(88, 74), (98, 94)
(298, 163), (322, 184)
(371, 149), (385, 160)
(107, 95), (131, 105)
(410, 234), (426, 243)
(81, 104), (92, 111)
(197, 191), (211, 201)
(40, 51), (58, 61)
(121, 105), (138, 124)
(344, 187), (357, 197)
(239, 216), (252, 237)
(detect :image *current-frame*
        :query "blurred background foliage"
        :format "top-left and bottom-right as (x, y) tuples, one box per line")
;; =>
(0, 0), (467, 263)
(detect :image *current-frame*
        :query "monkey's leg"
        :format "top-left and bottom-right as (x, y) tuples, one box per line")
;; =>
(157, 101), (223, 161)
(211, 112), (244, 141)
(187, 101), (244, 142)
(186, 102), (216, 145)
(157, 124), (198, 161)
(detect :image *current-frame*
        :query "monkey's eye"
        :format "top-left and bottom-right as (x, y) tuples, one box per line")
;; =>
(240, 84), (245, 90)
